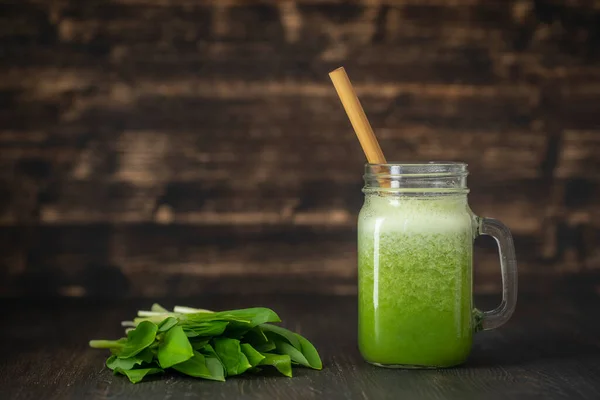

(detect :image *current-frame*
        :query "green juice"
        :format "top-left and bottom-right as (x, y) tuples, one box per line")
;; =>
(358, 194), (474, 367)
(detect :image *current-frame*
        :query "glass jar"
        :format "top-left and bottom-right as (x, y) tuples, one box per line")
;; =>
(357, 162), (517, 368)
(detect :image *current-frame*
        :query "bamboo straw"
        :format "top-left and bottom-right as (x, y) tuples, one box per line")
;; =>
(329, 67), (387, 164)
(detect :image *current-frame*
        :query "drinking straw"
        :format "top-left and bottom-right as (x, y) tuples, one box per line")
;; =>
(329, 67), (387, 164)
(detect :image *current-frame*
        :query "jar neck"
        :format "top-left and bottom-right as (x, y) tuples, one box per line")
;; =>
(363, 162), (469, 195)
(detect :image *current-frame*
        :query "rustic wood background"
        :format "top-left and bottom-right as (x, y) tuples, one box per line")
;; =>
(1, 0), (599, 298)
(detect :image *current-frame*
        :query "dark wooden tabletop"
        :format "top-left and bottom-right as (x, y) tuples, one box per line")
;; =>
(2, 290), (600, 400)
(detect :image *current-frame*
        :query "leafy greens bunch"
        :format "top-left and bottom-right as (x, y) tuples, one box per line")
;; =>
(89, 304), (322, 383)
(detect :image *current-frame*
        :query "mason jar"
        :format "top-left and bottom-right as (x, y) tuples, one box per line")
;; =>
(357, 162), (517, 368)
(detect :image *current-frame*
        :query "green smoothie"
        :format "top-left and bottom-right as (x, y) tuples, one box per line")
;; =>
(358, 194), (474, 367)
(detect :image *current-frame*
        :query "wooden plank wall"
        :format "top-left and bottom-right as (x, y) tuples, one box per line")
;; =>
(1, 0), (599, 297)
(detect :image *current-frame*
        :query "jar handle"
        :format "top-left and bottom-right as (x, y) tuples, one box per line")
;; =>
(474, 217), (518, 331)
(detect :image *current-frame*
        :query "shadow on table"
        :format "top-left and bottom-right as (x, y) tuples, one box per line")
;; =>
(468, 331), (600, 368)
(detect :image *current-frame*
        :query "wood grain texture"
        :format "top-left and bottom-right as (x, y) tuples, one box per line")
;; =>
(2, 291), (600, 399)
(1, 0), (600, 297)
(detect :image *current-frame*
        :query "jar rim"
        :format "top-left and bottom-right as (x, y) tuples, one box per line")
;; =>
(363, 161), (469, 194)
(367, 161), (467, 167)
(365, 162), (468, 177)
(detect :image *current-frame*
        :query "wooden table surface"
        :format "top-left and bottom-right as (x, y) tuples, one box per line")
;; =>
(2, 291), (600, 400)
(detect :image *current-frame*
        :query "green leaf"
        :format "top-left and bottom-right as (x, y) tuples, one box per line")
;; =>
(172, 351), (225, 381)
(261, 324), (322, 369)
(184, 321), (229, 337)
(121, 321), (159, 358)
(185, 308), (280, 328)
(204, 357), (226, 381)
(158, 325), (194, 368)
(222, 325), (251, 339)
(254, 340), (276, 353)
(274, 340), (310, 367)
(198, 343), (220, 359)
(190, 339), (210, 351)
(114, 367), (163, 384)
(133, 315), (168, 326)
(107, 355), (136, 371)
(295, 333), (322, 370)
(259, 353), (292, 378)
(242, 327), (269, 345)
(172, 351), (210, 377)
(260, 324), (301, 349)
(213, 338), (252, 376)
(240, 343), (265, 367)
(157, 317), (179, 332)
(151, 303), (169, 313)
(137, 347), (155, 364)
(106, 352), (152, 371)
(89, 321), (158, 359)
(223, 308), (281, 327)
(197, 344), (226, 381)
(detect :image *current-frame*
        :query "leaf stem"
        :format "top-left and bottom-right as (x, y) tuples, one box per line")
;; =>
(138, 311), (169, 317)
(174, 306), (213, 314)
(89, 340), (125, 349)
